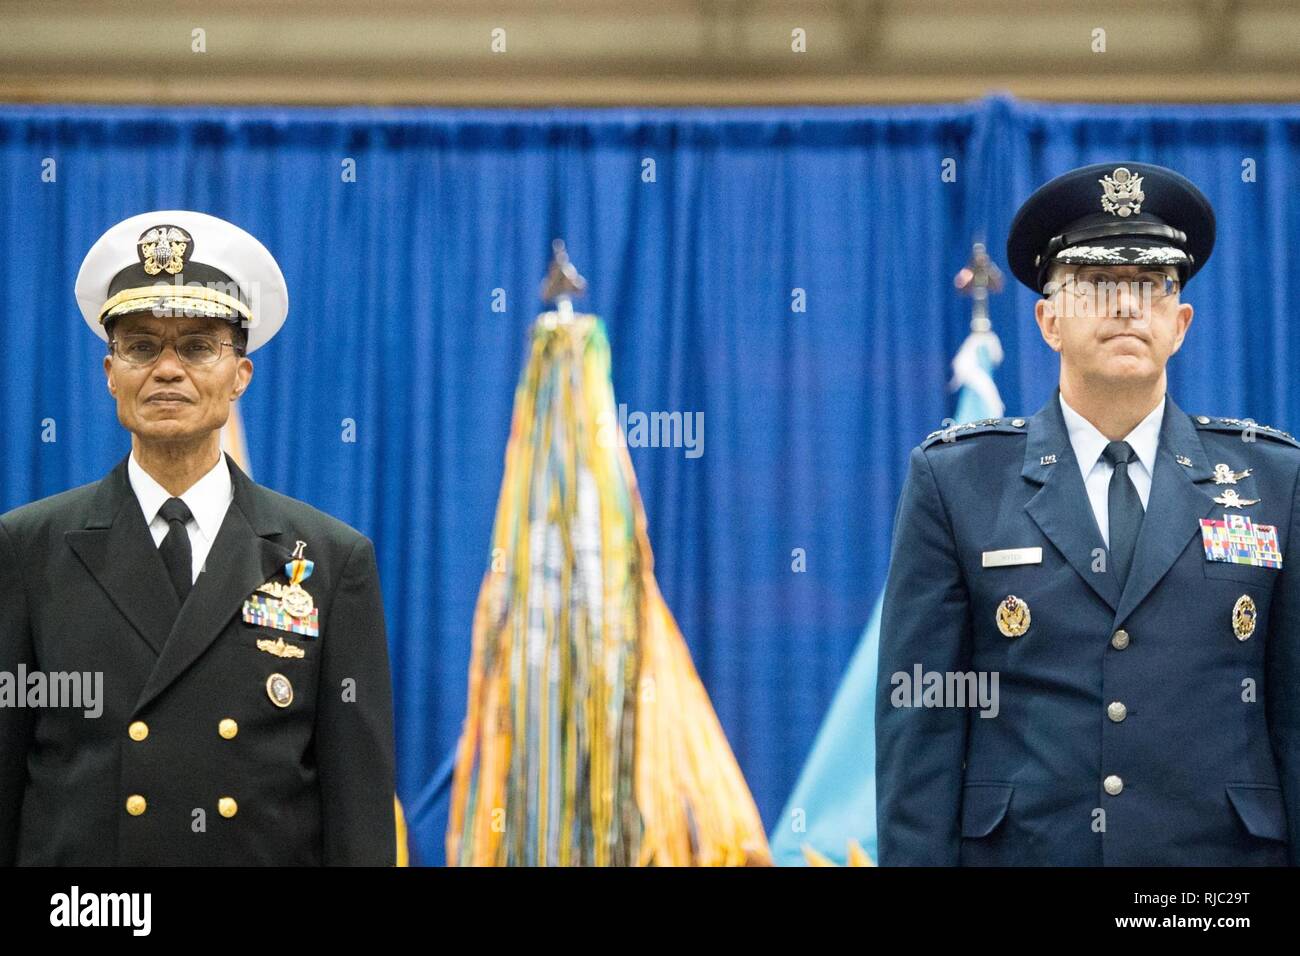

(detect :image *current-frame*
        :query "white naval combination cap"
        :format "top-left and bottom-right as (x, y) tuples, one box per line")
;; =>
(74, 210), (288, 354)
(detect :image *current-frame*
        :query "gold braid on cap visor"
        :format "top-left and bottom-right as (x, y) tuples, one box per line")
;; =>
(98, 285), (253, 324)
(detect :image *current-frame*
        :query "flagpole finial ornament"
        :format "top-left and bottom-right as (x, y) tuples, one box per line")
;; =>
(954, 240), (1004, 333)
(540, 238), (588, 305)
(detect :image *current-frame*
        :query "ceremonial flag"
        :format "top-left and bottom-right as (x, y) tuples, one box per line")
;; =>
(447, 263), (770, 866)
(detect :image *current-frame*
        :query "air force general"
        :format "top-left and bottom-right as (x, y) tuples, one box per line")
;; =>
(876, 162), (1300, 866)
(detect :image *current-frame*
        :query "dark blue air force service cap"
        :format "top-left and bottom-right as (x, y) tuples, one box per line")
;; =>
(1006, 162), (1216, 293)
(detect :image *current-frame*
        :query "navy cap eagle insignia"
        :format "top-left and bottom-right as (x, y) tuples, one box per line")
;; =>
(136, 224), (191, 276)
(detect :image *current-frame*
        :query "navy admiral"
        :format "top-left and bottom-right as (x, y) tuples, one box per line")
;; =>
(876, 163), (1300, 865)
(0, 211), (397, 865)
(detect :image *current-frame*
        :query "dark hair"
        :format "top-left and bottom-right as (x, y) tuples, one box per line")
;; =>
(105, 316), (248, 355)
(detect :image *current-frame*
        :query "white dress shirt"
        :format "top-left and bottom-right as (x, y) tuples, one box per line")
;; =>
(1059, 393), (1165, 549)
(128, 451), (234, 584)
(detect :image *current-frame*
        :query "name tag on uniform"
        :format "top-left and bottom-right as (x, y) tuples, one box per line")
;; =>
(982, 547), (1042, 568)
(1199, 515), (1283, 569)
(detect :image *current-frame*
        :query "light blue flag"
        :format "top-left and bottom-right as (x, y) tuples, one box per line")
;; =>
(770, 329), (1003, 865)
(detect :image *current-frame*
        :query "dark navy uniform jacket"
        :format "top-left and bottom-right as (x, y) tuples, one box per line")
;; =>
(0, 452), (396, 865)
(876, 389), (1300, 866)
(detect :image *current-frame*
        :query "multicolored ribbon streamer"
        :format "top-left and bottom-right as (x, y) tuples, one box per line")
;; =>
(447, 312), (770, 866)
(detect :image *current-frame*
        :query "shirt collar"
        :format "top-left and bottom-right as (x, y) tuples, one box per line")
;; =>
(1059, 392), (1166, 475)
(127, 451), (233, 542)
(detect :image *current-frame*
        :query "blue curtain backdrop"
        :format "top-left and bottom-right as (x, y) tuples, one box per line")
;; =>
(2, 96), (1298, 864)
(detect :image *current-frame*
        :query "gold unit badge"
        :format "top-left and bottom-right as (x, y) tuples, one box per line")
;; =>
(996, 594), (1031, 638)
(266, 672), (294, 708)
(1232, 594), (1257, 641)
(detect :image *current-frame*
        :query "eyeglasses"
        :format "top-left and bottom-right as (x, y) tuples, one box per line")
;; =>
(1047, 270), (1180, 301)
(110, 333), (241, 367)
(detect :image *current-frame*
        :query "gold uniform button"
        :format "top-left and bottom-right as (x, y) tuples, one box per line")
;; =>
(125, 794), (147, 816)
(128, 721), (149, 741)
(1107, 701), (1128, 722)
(218, 718), (239, 740)
(1111, 629), (1130, 650)
(218, 797), (238, 818)
(1103, 775), (1124, 796)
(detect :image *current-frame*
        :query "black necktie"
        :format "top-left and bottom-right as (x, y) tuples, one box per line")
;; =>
(1102, 441), (1144, 589)
(159, 497), (194, 602)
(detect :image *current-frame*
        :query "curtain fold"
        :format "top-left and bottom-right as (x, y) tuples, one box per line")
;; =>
(2, 98), (1298, 864)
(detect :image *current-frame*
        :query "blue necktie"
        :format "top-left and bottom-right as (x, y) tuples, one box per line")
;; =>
(1102, 441), (1144, 588)
(159, 497), (194, 602)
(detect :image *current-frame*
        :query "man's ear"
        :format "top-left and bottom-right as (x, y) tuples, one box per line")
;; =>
(1169, 301), (1194, 356)
(232, 357), (253, 399)
(1035, 297), (1063, 353)
(103, 354), (116, 397)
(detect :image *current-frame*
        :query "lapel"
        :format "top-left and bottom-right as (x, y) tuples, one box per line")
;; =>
(65, 450), (292, 713)
(1022, 389), (1221, 625)
(134, 452), (292, 713)
(65, 454), (180, 656)
(1112, 394), (1220, 625)
(1023, 390), (1121, 612)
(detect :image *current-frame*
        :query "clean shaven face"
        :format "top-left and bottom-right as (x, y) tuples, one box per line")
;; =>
(1033, 263), (1194, 388)
(102, 313), (253, 445)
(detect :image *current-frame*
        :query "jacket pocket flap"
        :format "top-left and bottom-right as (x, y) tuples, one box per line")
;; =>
(1226, 784), (1288, 841)
(960, 783), (1013, 838)
(1203, 559), (1277, 586)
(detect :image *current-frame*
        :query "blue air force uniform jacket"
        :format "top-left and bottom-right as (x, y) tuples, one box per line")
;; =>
(0, 452), (396, 865)
(875, 390), (1300, 866)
